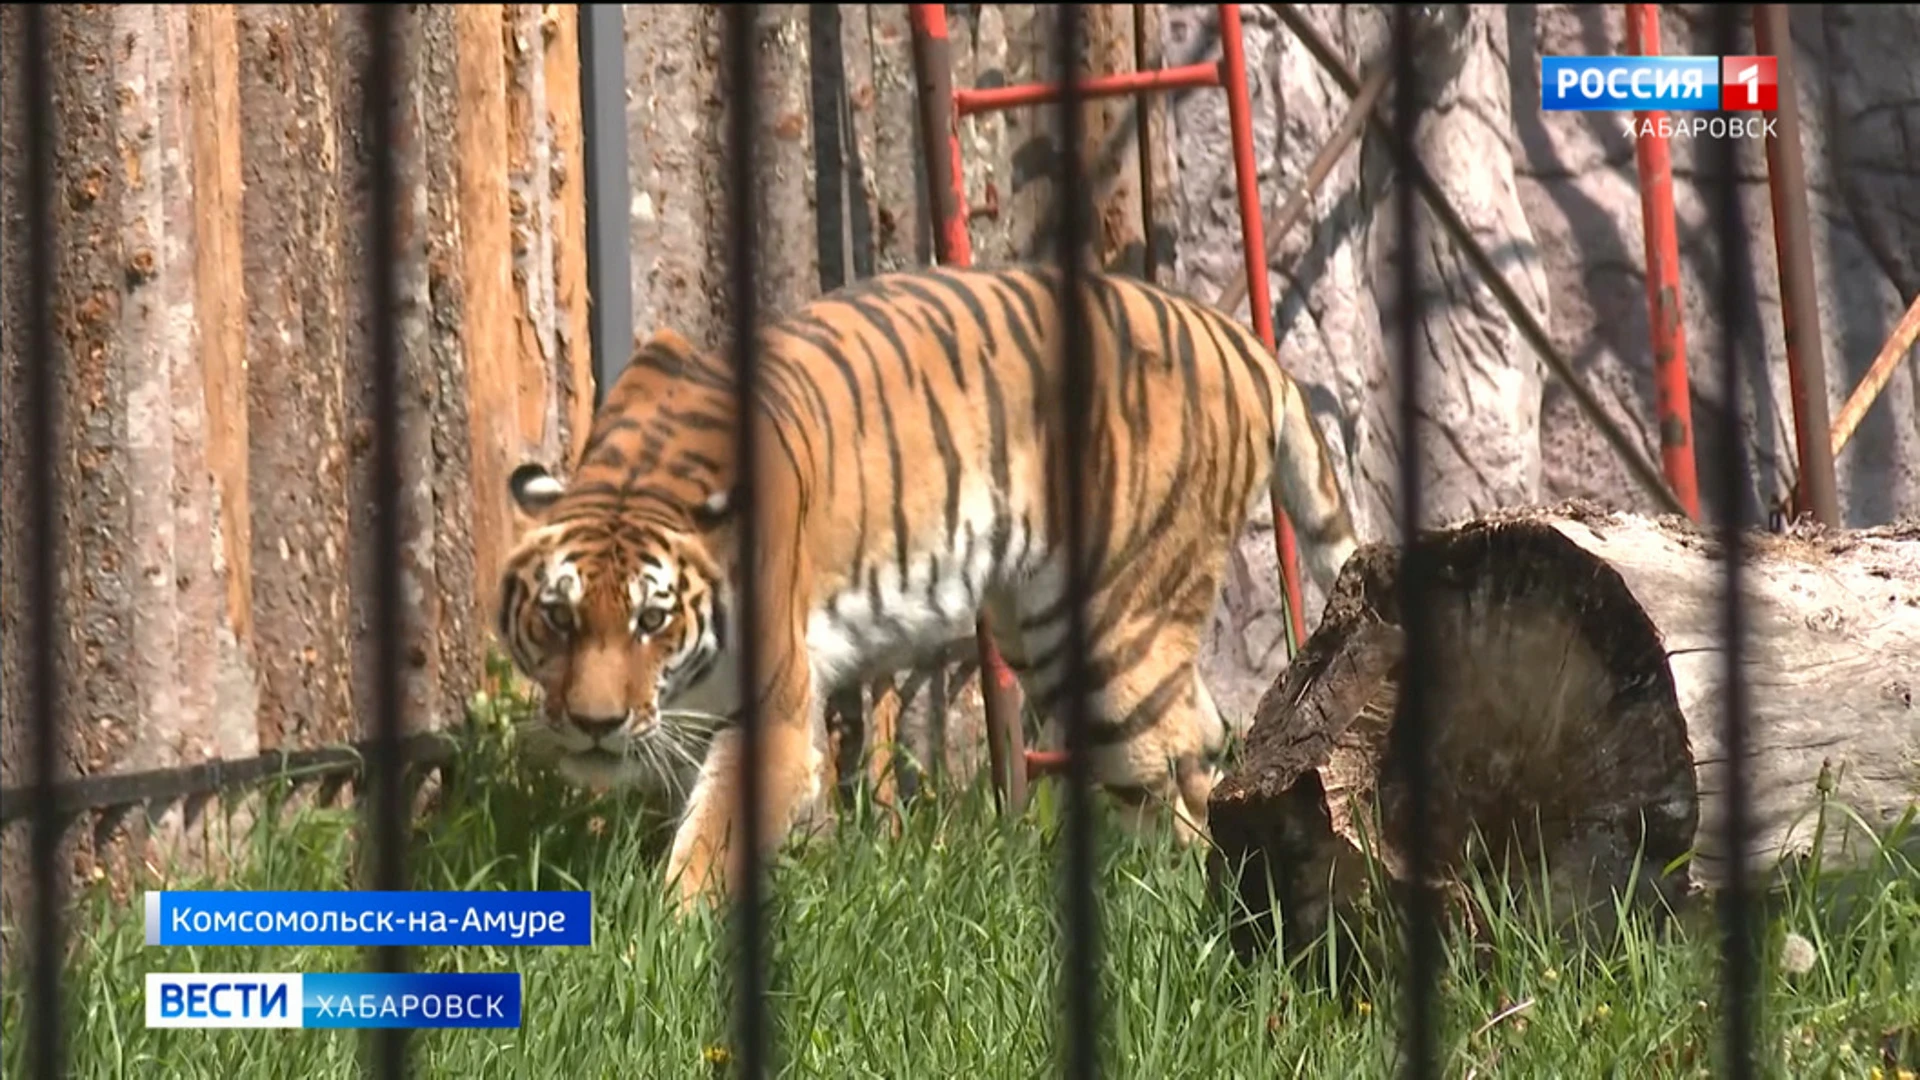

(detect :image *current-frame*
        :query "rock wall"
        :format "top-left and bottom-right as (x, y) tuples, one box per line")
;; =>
(1167, 3), (1920, 728)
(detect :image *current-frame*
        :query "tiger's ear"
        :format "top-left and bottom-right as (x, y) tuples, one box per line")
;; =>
(509, 462), (568, 517)
(642, 327), (698, 356)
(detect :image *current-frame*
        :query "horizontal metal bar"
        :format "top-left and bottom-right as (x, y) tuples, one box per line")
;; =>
(1025, 749), (1069, 776)
(0, 732), (458, 826)
(1831, 290), (1920, 460)
(954, 60), (1221, 116)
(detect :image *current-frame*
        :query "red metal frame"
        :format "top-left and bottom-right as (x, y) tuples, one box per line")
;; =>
(1625, 5), (1700, 520)
(909, 3), (1308, 791)
(912, 3), (974, 268)
(1218, 4), (1308, 658)
(954, 60), (1224, 115)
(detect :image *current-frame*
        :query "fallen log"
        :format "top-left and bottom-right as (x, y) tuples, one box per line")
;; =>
(1207, 501), (1920, 955)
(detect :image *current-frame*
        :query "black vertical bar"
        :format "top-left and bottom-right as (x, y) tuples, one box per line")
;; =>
(580, 2), (634, 407)
(1384, 8), (1439, 1080)
(362, 6), (411, 1078)
(1707, 5), (1759, 1077)
(810, 1), (847, 293)
(1052, 6), (1101, 1080)
(22, 6), (67, 1079)
(722, 6), (771, 1079)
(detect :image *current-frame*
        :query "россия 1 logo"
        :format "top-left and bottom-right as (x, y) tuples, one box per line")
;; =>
(1720, 56), (1777, 111)
(1540, 55), (1776, 112)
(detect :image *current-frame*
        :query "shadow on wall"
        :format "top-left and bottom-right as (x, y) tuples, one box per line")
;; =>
(1812, 4), (1913, 526)
(1507, 2), (1777, 526)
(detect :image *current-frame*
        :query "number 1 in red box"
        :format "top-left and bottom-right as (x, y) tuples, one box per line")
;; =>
(1721, 56), (1778, 111)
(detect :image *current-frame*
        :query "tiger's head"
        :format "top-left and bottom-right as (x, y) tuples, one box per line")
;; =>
(495, 443), (740, 796)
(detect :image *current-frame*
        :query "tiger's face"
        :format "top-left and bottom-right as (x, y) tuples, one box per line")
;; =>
(496, 463), (737, 794)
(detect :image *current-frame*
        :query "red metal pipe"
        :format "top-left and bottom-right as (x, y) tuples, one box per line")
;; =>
(1220, 2), (1309, 650)
(1625, 4), (1701, 520)
(1027, 749), (1070, 777)
(908, 3), (974, 267)
(955, 61), (1223, 116)
(908, 2), (1027, 813)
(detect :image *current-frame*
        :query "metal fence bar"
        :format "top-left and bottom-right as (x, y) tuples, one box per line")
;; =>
(1050, 5), (1101, 1078)
(1382, 9), (1439, 1080)
(580, 1), (635, 409)
(22, 5), (67, 1078)
(722, 6), (772, 1078)
(1707, 5), (1761, 1076)
(0, 732), (457, 827)
(361, 6), (413, 1077)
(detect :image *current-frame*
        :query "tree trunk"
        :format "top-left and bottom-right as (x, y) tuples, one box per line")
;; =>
(1207, 501), (1920, 956)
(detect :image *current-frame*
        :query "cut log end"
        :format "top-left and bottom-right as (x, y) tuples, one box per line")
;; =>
(1210, 503), (1751, 956)
(1214, 501), (1920, 957)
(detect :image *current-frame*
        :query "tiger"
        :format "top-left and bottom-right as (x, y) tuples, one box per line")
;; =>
(495, 262), (1360, 916)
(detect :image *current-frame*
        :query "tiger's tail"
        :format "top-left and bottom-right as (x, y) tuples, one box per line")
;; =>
(1262, 354), (1360, 594)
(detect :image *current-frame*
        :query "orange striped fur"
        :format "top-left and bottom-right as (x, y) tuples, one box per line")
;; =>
(497, 264), (1358, 914)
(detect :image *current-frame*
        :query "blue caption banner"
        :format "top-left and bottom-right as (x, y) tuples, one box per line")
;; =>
(1541, 56), (1720, 112)
(145, 890), (592, 947)
(145, 972), (523, 1029)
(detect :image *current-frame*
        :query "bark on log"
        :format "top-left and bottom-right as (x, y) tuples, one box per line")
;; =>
(1208, 501), (1920, 956)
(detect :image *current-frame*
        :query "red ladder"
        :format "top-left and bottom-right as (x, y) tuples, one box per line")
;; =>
(906, 3), (1307, 811)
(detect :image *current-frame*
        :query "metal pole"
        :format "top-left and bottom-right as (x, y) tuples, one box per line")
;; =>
(580, 2), (634, 406)
(1626, 4), (1701, 519)
(362, 7), (414, 1075)
(1384, 12), (1440, 1078)
(22, 6), (68, 1077)
(1753, 4), (1840, 527)
(1708, 10), (1762, 1074)
(908, 4), (974, 266)
(1220, 2), (1308, 652)
(721, 8), (772, 1073)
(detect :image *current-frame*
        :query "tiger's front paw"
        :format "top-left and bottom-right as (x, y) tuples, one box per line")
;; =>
(664, 825), (727, 920)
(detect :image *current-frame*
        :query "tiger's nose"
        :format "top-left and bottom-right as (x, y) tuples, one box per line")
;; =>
(570, 713), (628, 740)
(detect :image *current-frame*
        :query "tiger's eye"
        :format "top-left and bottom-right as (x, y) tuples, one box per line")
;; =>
(542, 601), (575, 634)
(635, 608), (670, 636)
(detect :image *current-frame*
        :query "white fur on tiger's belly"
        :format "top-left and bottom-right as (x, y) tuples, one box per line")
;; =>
(806, 514), (1020, 691)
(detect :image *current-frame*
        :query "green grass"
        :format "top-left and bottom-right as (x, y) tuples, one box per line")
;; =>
(5, 687), (1918, 1079)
